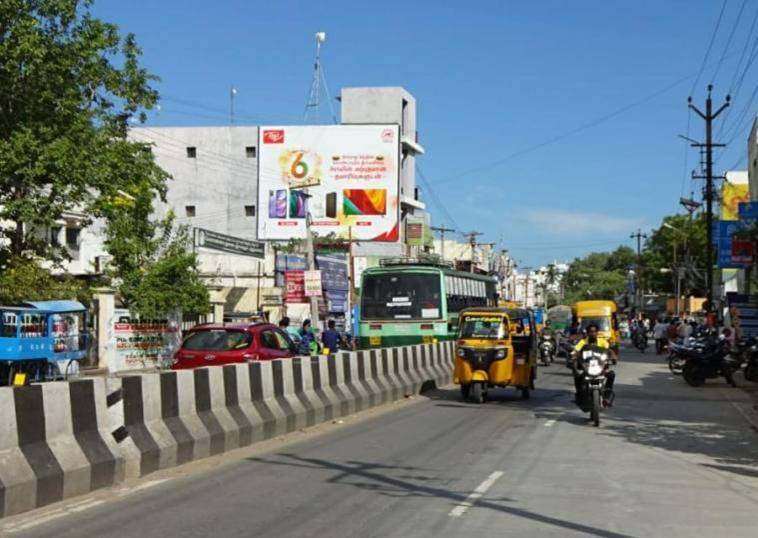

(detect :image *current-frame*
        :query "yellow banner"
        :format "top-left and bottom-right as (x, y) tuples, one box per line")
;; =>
(721, 182), (750, 221)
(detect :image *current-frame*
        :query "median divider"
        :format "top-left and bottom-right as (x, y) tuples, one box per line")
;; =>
(0, 341), (454, 519)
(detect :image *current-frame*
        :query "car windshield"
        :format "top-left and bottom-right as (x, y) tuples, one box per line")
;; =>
(579, 317), (611, 331)
(182, 329), (251, 351)
(361, 272), (442, 320)
(458, 315), (507, 339)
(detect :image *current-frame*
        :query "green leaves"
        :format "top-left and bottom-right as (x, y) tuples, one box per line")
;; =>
(0, 0), (162, 261)
(0, 1), (207, 318)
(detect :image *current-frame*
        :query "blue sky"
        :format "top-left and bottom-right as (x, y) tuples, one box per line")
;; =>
(95, 0), (758, 267)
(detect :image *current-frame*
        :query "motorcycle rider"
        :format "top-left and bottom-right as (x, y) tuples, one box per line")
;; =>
(571, 324), (616, 407)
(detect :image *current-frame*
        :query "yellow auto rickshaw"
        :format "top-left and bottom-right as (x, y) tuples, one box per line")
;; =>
(573, 300), (620, 361)
(454, 307), (538, 403)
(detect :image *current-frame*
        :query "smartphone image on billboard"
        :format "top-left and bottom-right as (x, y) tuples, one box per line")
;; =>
(289, 190), (307, 219)
(310, 196), (326, 219)
(268, 189), (287, 218)
(343, 189), (387, 216)
(325, 192), (337, 218)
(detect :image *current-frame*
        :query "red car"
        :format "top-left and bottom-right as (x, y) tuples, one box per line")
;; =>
(172, 323), (297, 369)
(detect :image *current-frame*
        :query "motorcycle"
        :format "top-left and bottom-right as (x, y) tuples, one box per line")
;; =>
(632, 330), (648, 353)
(667, 337), (706, 375)
(737, 338), (758, 382)
(539, 334), (555, 366)
(577, 345), (613, 427)
(681, 337), (739, 387)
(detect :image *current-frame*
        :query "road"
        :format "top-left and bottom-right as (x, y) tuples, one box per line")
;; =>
(10, 345), (758, 537)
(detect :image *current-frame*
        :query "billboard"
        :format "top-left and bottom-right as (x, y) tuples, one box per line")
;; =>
(721, 181), (750, 221)
(257, 125), (400, 242)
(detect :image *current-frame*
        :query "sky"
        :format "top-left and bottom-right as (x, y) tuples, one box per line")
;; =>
(94, 0), (758, 268)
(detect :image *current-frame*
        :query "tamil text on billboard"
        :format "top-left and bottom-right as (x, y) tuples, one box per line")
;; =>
(257, 125), (400, 241)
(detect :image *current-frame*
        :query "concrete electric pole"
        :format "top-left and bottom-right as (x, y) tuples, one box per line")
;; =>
(462, 231), (483, 273)
(431, 225), (455, 262)
(688, 85), (729, 315)
(630, 229), (647, 313)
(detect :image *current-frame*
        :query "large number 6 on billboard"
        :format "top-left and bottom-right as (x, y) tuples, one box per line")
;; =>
(290, 151), (308, 179)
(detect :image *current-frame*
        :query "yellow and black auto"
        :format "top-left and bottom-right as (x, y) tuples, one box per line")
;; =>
(454, 307), (537, 403)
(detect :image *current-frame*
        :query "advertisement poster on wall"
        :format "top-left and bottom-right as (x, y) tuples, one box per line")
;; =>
(257, 124), (400, 242)
(284, 270), (306, 303)
(111, 309), (180, 372)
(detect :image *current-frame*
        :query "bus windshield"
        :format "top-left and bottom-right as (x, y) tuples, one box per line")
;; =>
(361, 272), (442, 320)
(458, 315), (507, 339)
(579, 317), (611, 331)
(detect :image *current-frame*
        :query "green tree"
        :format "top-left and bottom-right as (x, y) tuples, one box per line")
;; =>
(562, 250), (630, 303)
(0, 258), (91, 304)
(641, 214), (708, 296)
(0, 0), (165, 264)
(1, 1), (208, 316)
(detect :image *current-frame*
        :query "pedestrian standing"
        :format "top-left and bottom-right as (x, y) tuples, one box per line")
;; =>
(321, 319), (342, 353)
(667, 319), (679, 344)
(678, 319), (693, 341)
(653, 318), (668, 354)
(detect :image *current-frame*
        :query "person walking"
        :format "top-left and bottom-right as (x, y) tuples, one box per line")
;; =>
(653, 318), (668, 354)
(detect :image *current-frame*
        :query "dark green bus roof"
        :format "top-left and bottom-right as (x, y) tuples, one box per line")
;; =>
(362, 264), (497, 283)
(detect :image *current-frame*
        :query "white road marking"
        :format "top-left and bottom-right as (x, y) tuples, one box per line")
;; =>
(544, 419), (557, 427)
(118, 478), (170, 497)
(449, 470), (504, 518)
(69, 499), (105, 513)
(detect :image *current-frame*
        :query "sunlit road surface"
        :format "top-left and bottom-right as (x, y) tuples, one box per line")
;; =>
(10, 345), (758, 538)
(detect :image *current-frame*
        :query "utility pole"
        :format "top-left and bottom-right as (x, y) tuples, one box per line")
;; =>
(630, 229), (647, 313)
(462, 231), (483, 273)
(230, 86), (236, 125)
(431, 225), (455, 262)
(688, 85), (729, 317)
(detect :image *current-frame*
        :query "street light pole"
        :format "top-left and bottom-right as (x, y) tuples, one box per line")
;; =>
(630, 229), (647, 313)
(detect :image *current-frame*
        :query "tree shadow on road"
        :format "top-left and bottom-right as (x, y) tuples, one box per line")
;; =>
(247, 452), (635, 538)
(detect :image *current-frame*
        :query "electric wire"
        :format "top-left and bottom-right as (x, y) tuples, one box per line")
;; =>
(691, 0), (728, 95)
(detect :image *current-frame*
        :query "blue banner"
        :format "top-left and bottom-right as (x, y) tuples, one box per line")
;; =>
(716, 220), (747, 268)
(738, 201), (758, 220)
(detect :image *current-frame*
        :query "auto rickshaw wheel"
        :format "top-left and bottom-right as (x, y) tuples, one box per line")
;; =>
(460, 384), (471, 400)
(471, 382), (484, 404)
(521, 386), (530, 400)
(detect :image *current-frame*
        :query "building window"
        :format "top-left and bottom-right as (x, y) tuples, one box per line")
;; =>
(50, 226), (61, 246)
(185, 205), (196, 217)
(65, 227), (80, 250)
(245, 146), (256, 158)
(245, 205), (256, 216)
(186, 146), (197, 158)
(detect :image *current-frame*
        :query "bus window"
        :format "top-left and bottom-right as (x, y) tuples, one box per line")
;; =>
(362, 273), (442, 320)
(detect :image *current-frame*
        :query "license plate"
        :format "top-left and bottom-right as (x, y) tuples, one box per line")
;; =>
(369, 336), (381, 346)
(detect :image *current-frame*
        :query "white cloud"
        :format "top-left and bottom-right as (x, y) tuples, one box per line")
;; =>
(523, 209), (645, 236)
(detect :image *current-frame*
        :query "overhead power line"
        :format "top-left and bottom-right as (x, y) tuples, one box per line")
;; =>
(692, 0), (728, 95)
(712, 0), (749, 83)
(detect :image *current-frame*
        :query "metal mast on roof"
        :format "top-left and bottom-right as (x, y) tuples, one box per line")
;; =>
(304, 32), (337, 124)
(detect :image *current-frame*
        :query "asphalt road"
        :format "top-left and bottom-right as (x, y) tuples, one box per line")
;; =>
(10, 345), (758, 537)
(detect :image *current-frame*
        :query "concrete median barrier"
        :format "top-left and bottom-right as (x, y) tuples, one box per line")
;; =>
(0, 342), (454, 519)
(0, 379), (124, 519)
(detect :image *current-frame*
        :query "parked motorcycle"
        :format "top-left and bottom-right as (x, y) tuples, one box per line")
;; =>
(539, 334), (555, 366)
(577, 344), (613, 427)
(681, 337), (739, 387)
(667, 337), (707, 375)
(738, 338), (758, 382)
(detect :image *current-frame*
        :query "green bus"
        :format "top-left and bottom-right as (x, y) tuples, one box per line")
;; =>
(357, 259), (498, 349)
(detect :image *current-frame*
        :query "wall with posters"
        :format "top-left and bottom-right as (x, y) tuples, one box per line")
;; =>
(110, 309), (181, 372)
(257, 124), (400, 242)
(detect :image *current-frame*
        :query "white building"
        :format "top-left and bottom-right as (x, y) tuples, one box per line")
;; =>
(52, 87), (428, 315)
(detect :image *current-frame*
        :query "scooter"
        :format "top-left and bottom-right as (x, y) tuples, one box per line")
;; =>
(539, 335), (555, 366)
(633, 330), (648, 353)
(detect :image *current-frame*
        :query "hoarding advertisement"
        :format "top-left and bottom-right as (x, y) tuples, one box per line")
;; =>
(257, 125), (400, 242)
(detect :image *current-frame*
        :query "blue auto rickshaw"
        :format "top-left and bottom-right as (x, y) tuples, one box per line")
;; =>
(0, 300), (90, 385)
